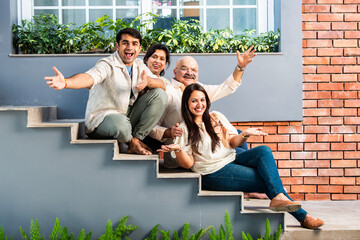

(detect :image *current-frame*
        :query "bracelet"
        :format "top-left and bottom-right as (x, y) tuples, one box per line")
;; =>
(241, 132), (250, 139)
(174, 149), (182, 153)
(236, 65), (244, 72)
(64, 78), (68, 88)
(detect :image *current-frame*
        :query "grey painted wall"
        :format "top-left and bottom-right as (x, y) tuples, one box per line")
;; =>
(0, 110), (283, 239)
(0, 0), (302, 122)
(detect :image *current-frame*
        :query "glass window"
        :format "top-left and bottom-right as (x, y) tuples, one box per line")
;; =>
(233, 0), (257, 5)
(89, 9), (113, 22)
(89, 0), (112, 6)
(62, 0), (85, 6)
(116, 9), (138, 23)
(34, 0), (58, 6)
(34, 9), (58, 16)
(207, 0), (229, 5)
(233, 8), (257, 34)
(117, 0), (139, 6)
(63, 9), (86, 26)
(207, 9), (230, 30)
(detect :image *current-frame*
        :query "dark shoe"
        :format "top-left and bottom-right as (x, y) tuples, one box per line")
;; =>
(269, 199), (301, 212)
(300, 214), (324, 229)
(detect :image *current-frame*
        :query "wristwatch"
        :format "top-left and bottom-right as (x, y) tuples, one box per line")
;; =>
(236, 65), (244, 71)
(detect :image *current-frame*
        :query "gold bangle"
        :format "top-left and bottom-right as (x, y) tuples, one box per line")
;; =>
(241, 132), (250, 139)
(174, 149), (182, 153)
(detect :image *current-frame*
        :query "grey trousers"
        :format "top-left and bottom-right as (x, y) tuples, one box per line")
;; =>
(89, 88), (167, 143)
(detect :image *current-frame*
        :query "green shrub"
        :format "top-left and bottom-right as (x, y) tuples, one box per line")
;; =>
(13, 14), (280, 54)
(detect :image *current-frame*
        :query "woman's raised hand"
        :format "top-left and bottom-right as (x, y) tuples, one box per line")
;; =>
(242, 127), (268, 137)
(157, 144), (181, 153)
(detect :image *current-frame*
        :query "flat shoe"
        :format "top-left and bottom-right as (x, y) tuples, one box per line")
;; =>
(301, 214), (324, 229)
(269, 199), (301, 212)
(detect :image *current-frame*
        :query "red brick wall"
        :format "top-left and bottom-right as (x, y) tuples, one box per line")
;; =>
(233, 0), (360, 201)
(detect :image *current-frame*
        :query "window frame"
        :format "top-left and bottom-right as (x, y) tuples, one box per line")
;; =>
(18, 0), (274, 33)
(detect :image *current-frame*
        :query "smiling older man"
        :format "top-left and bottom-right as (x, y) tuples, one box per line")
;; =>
(147, 47), (256, 168)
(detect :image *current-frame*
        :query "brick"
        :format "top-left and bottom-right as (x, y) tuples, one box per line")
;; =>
(333, 39), (358, 47)
(278, 143), (303, 151)
(331, 142), (356, 150)
(291, 152), (316, 159)
(345, 117), (360, 124)
(292, 169), (317, 177)
(345, 31), (360, 38)
(332, 108), (356, 116)
(302, 66), (316, 74)
(317, 66), (343, 73)
(318, 151), (343, 159)
(332, 22), (358, 30)
(345, 13), (360, 21)
(331, 125), (356, 133)
(331, 57), (357, 65)
(260, 126), (277, 134)
(288, 193), (304, 201)
(303, 14), (317, 22)
(303, 0), (316, 3)
(303, 83), (317, 91)
(344, 48), (360, 56)
(345, 168), (360, 176)
(303, 57), (330, 65)
(303, 5), (331, 13)
(330, 177), (356, 185)
(303, 108), (330, 116)
(357, 177), (360, 184)
(263, 122), (288, 126)
(303, 40), (332, 48)
(278, 126), (303, 134)
(318, 100), (343, 108)
(246, 136), (264, 143)
(318, 13), (343, 21)
(303, 31), (317, 39)
(345, 151), (360, 159)
(332, 194), (358, 200)
(331, 160), (357, 167)
(291, 134), (316, 142)
(303, 49), (317, 57)
(304, 126), (330, 133)
(305, 142), (330, 150)
(345, 100), (360, 107)
(317, 134), (343, 142)
(278, 168), (290, 177)
(318, 185), (343, 193)
(264, 135), (289, 143)
(332, 91), (357, 99)
(318, 31), (344, 39)
(273, 151), (290, 160)
(332, 5), (358, 13)
(303, 74), (330, 82)
(305, 160), (331, 168)
(303, 92), (331, 99)
(305, 194), (331, 201)
(318, 117), (343, 125)
(345, 0), (360, 3)
(318, 83), (343, 91)
(332, 74), (357, 81)
(280, 177), (303, 185)
(344, 66), (360, 73)
(345, 82), (360, 90)
(291, 185), (317, 193)
(344, 186), (360, 193)
(318, 0), (343, 3)
(250, 143), (277, 151)
(318, 48), (343, 57)
(278, 160), (304, 168)
(304, 176), (329, 184)
(344, 135), (360, 142)
(302, 117), (318, 125)
(318, 168), (344, 176)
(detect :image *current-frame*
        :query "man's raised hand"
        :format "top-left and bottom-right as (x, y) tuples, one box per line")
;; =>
(171, 123), (183, 139)
(236, 45), (257, 70)
(44, 66), (66, 90)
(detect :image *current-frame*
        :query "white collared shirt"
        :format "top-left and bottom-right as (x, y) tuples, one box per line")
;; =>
(85, 51), (157, 133)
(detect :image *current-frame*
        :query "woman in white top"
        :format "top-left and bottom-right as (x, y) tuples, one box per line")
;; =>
(158, 83), (324, 230)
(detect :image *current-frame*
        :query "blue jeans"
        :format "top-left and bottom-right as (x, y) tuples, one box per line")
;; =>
(202, 145), (307, 222)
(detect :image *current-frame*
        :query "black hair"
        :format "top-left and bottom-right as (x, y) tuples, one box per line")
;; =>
(181, 83), (220, 154)
(143, 44), (170, 76)
(116, 28), (142, 45)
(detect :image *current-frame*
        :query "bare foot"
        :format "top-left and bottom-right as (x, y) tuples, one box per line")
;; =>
(127, 138), (152, 155)
(244, 192), (268, 199)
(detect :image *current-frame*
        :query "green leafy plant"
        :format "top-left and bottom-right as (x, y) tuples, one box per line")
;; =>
(98, 215), (138, 240)
(208, 211), (234, 240)
(241, 218), (282, 240)
(13, 13), (280, 54)
(0, 225), (13, 240)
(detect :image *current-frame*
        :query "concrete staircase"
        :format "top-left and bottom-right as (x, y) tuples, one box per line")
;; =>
(5, 106), (353, 239)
